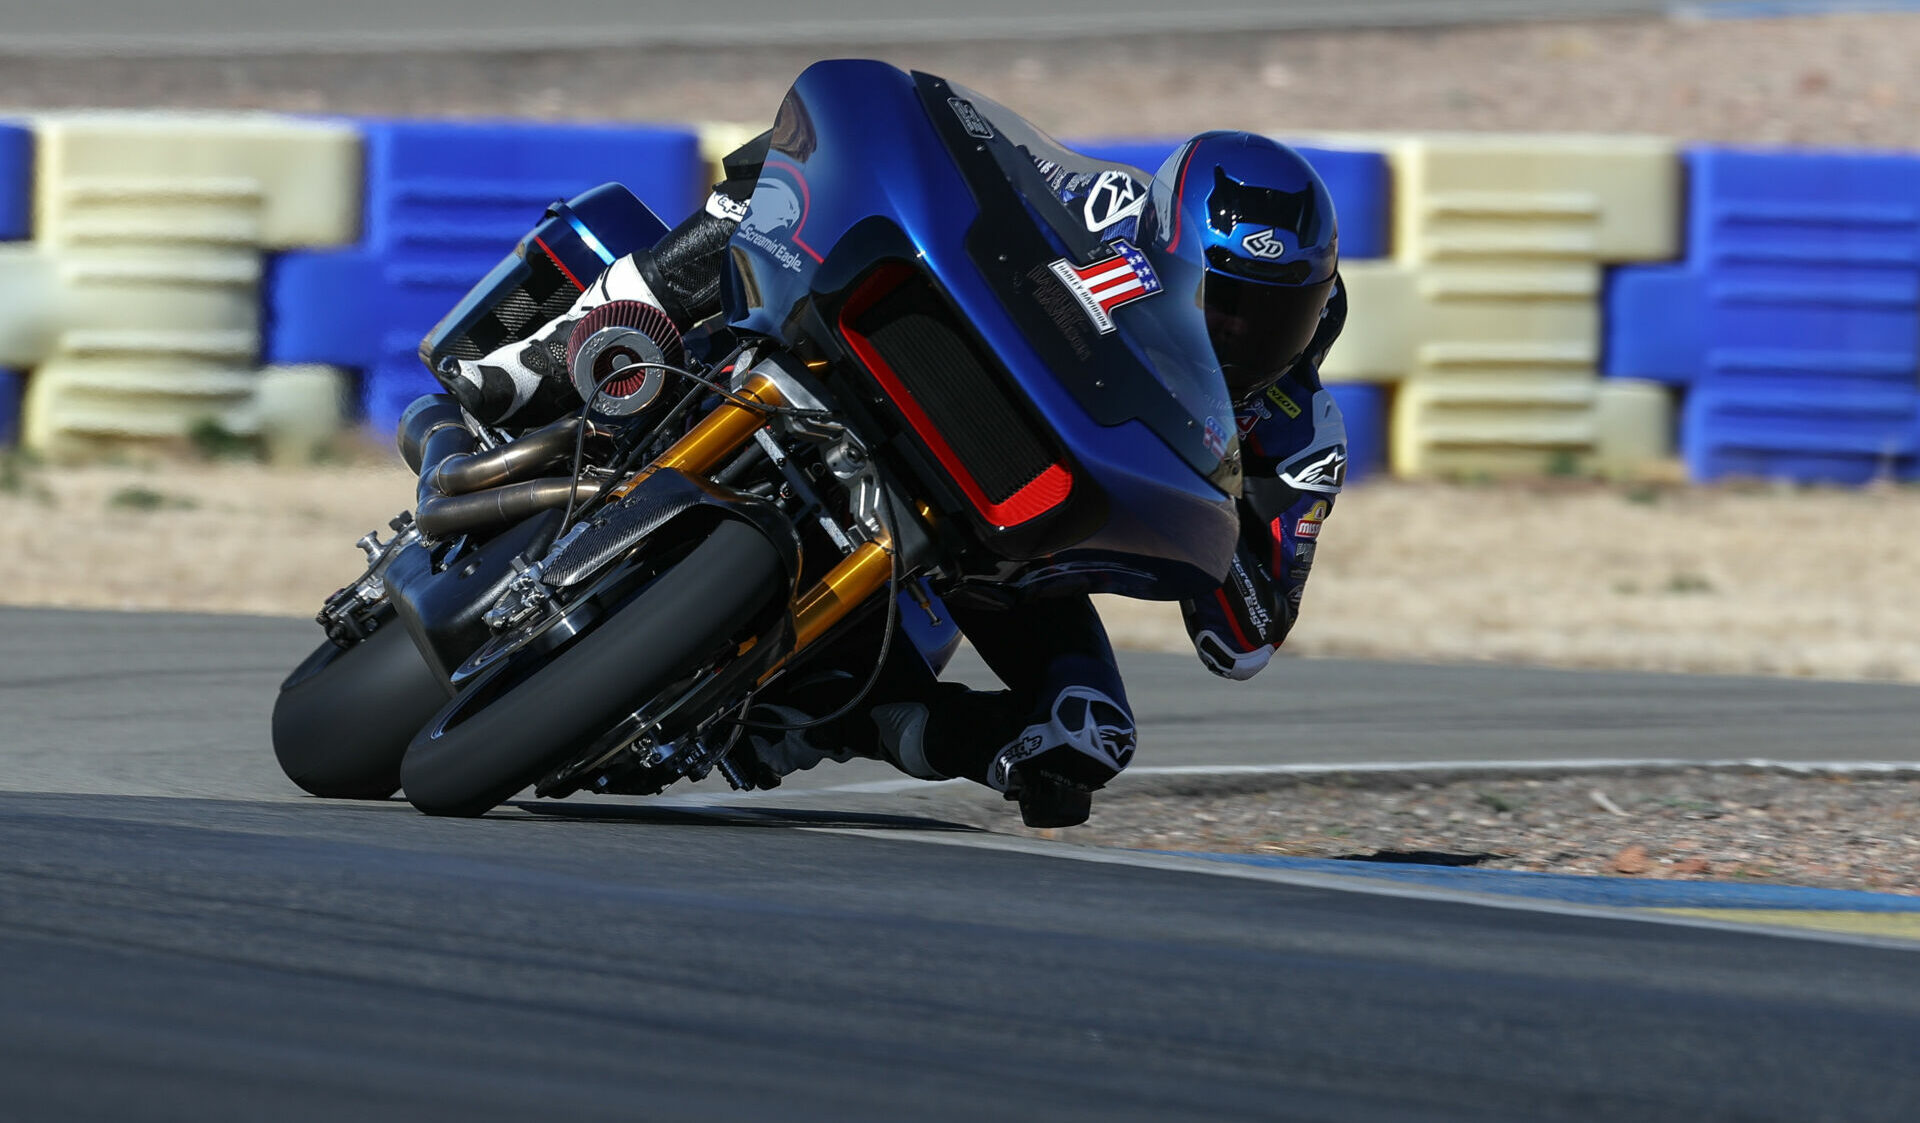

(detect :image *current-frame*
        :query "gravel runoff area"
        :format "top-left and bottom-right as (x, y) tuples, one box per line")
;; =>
(1, 13), (1920, 148)
(912, 765), (1920, 898)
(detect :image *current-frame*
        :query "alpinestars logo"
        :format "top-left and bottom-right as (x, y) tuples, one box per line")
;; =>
(987, 687), (1137, 790)
(1279, 447), (1347, 493)
(1083, 170), (1148, 232)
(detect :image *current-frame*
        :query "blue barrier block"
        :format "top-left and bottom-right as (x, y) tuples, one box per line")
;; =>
(0, 125), (29, 241)
(1602, 265), (1703, 386)
(1068, 137), (1391, 260)
(0, 369), (20, 446)
(1326, 381), (1386, 484)
(355, 119), (703, 255)
(266, 118), (704, 423)
(1683, 383), (1920, 484)
(362, 361), (443, 439)
(1608, 147), (1920, 392)
(1603, 147), (1920, 483)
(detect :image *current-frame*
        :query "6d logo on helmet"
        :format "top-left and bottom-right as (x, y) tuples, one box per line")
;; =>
(1241, 227), (1290, 260)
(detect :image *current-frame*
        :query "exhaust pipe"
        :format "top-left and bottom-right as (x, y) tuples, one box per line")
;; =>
(415, 477), (601, 539)
(397, 395), (471, 474)
(428, 414), (595, 497)
(396, 395), (603, 539)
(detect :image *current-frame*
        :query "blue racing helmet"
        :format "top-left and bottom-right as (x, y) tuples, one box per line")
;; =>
(1154, 132), (1338, 400)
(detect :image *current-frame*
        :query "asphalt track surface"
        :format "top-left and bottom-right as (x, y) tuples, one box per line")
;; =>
(0, 0), (1803, 55)
(7, 607), (1920, 1119)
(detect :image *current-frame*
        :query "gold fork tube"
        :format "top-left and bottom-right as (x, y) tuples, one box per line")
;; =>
(614, 370), (891, 665)
(610, 372), (787, 499)
(789, 538), (894, 654)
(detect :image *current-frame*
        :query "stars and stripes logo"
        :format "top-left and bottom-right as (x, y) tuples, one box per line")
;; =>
(1046, 240), (1162, 334)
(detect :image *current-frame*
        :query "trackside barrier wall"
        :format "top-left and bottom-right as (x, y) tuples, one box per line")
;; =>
(1298, 131), (1681, 478)
(10, 112), (1919, 489)
(1606, 148), (1920, 483)
(0, 125), (30, 243)
(0, 369), (20, 446)
(267, 119), (704, 436)
(13, 113), (361, 456)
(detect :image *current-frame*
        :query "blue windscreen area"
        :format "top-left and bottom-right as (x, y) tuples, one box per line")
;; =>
(1605, 147), (1920, 483)
(1066, 137), (1391, 260)
(0, 125), (29, 241)
(267, 119), (703, 434)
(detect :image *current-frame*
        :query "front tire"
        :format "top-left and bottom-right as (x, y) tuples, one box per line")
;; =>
(400, 518), (787, 817)
(272, 618), (448, 800)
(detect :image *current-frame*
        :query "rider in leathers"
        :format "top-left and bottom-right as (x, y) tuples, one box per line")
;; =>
(437, 128), (1347, 828)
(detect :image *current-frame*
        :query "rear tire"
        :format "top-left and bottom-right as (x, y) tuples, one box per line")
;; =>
(400, 518), (786, 817)
(272, 618), (448, 800)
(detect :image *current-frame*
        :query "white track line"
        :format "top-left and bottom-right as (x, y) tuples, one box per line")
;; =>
(804, 825), (1920, 953)
(660, 757), (1920, 803)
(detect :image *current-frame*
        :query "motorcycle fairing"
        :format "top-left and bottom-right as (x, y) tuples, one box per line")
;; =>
(722, 59), (1240, 598)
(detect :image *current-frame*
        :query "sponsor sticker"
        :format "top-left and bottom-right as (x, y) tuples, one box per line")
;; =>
(739, 177), (808, 273)
(1235, 397), (1271, 437)
(1083, 169), (1149, 232)
(1294, 499), (1329, 540)
(1203, 415), (1230, 458)
(1047, 239), (1162, 334)
(949, 97), (995, 139)
(1022, 264), (1095, 361)
(1266, 385), (1302, 419)
(705, 190), (749, 223)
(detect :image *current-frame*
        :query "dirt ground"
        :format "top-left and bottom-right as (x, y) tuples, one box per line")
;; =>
(3, 13), (1920, 149)
(6, 453), (1917, 685)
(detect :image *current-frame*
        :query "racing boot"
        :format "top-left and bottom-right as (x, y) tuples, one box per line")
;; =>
(872, 683), (1137, 828)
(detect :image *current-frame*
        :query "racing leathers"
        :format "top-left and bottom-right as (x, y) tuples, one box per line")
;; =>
(1181, 282), (1347, 682)
(433, 133), (1346, 823)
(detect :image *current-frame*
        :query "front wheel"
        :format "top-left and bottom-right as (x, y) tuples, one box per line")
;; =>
(400, 518), (787, 817)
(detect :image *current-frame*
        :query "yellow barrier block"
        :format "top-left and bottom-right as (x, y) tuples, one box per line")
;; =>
(1392, 379), (1602, 478)
(1326, 260), (1654, 477)
(1292, 130), (1679, 265)
(0, 247), (260, 367)
(22, 360), (259, 457)
(695, 122), (766, 189)
(32, 112), (361, 250)
(255, 364), (350, 464)
(1323, 260), (1599, 386)
(1392, 376), (1675, 479)
(1318, 265), (1418, 384)
(1594, 379), (1677, 479)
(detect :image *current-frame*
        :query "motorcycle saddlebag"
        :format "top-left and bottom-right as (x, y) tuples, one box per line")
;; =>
(418, 182), (672, 374)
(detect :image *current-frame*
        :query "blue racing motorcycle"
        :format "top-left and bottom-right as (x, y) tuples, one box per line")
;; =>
(271, 59), (1243, 817)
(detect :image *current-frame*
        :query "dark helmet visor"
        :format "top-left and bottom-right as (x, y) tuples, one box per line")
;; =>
(1203, 272), (1334, 399)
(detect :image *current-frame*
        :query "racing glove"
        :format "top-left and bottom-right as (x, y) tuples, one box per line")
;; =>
(1181, 478), (1334, 682)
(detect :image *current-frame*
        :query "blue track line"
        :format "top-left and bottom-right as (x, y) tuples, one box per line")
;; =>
(1172, 852), (1920, 911)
